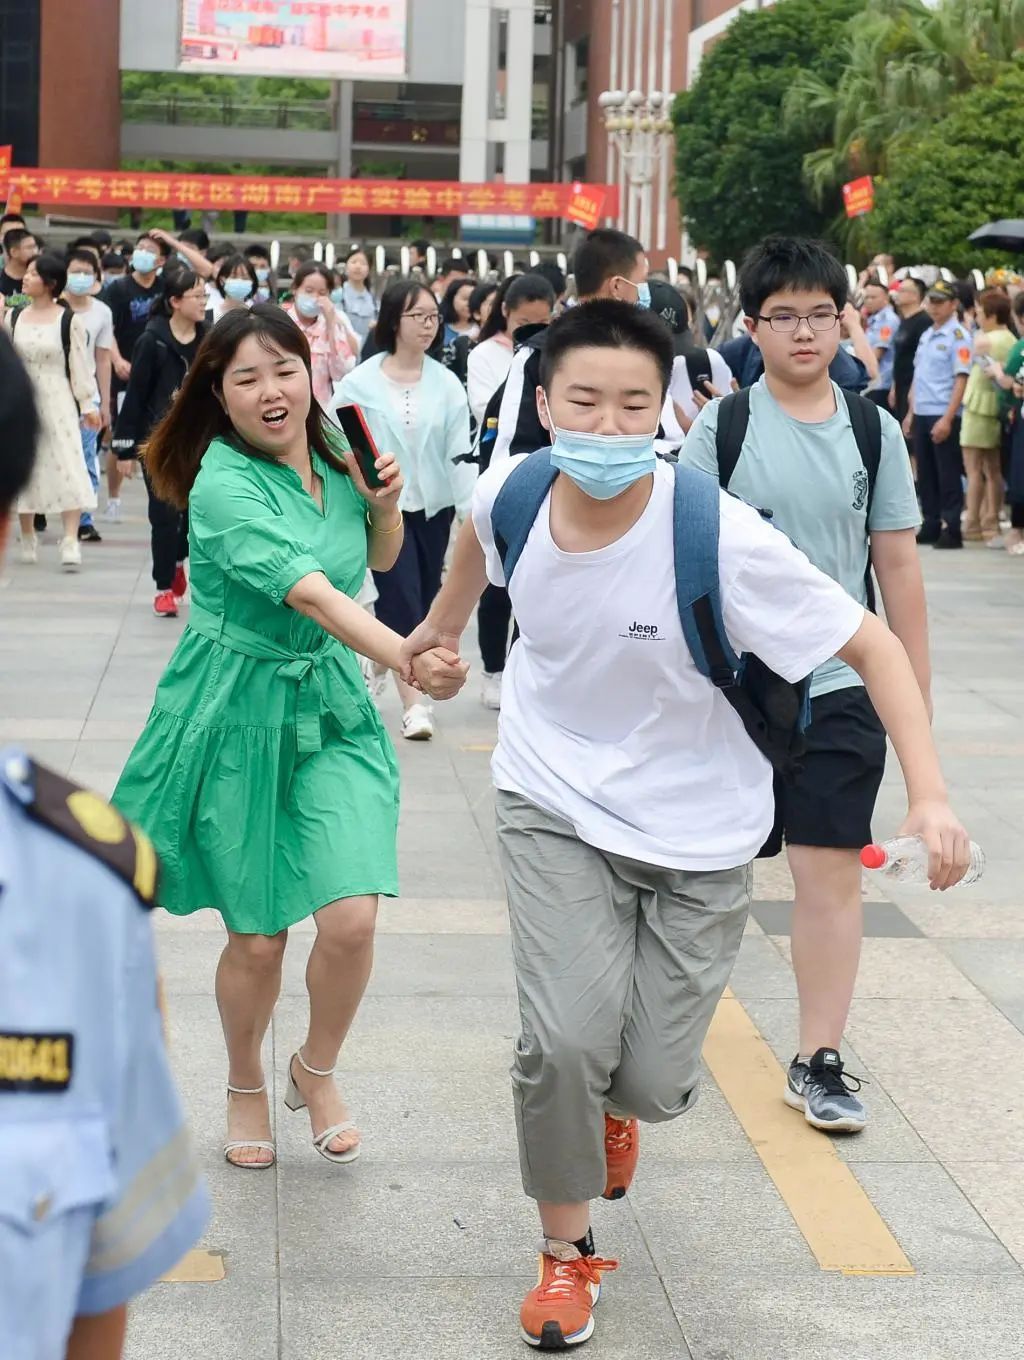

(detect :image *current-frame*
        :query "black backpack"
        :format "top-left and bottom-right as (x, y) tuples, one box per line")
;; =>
(10, 303), (75, 384)
(714, 386), (883, 610)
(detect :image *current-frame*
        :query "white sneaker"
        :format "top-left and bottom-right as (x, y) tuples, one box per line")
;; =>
(401, 703), (434, 741)
(60, 537), (82, 572)
(481, 671), (503, 710)
(104, 498), (121, 523)
(19, 534), (38, 565)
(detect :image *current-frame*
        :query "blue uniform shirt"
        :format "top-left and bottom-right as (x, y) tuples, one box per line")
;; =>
(913, 316), (973, 416)
(865, 305), (899, 391)
(0, 751), (209, 1359)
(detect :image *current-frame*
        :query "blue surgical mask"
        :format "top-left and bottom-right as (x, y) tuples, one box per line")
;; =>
(255, 267), (270, 283)
(176, 252), (191, 265)
(256, 285), (271, 302)
(67, 273), (95, 296)
(636, 281), (652, 310)
(330, 287), (345, 306)
(224, 278), (254, 302)
(295, 293), (321, 319)
(132, 248), (158, 274)
(103, 272), (122, 286)
(544, 398), (658, 501)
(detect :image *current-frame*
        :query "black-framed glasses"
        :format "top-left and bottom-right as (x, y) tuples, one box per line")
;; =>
(757, 309), (842, 334)
(405, 309), (439, 325)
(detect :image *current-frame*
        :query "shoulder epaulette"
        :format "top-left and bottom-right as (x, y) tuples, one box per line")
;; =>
(24, 761), (159, 908)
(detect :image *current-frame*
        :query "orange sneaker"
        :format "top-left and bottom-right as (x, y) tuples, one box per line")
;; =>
(520, 1244), (618, 1350)
(602, 1114), (640, 1200)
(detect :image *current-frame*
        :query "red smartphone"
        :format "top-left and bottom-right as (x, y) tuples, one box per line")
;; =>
(336, 403), (386, 489)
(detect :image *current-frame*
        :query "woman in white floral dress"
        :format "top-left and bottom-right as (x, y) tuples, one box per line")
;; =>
(5, 252), (99, 570)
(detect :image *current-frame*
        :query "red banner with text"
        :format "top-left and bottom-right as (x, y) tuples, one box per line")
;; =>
(10, 168), (615, 227)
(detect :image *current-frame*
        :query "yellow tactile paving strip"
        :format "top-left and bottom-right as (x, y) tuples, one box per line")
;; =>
(161, 1249), (226, 1283)
(704, 989), (914, 1276)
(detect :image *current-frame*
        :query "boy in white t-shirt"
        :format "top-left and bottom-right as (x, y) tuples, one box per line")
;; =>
(401, 301), (970, 1352)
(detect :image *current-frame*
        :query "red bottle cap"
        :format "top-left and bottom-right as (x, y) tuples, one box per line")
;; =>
(860, 844), (886, 870)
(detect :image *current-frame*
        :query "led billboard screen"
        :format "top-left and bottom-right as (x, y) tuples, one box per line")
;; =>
(179, 1), (408, 78)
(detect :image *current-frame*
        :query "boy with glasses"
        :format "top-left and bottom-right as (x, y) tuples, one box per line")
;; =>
(683, 237), (926, 1137)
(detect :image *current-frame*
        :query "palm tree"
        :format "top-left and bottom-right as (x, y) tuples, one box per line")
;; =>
(785, 0), (1024, 211)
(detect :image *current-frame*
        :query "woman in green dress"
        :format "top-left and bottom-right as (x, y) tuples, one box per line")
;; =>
(114, 305), (467, 1170)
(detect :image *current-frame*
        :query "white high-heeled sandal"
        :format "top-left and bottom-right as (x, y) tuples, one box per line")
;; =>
(224, 1082), (276, 1170)
(284, 1050), (362, 1164)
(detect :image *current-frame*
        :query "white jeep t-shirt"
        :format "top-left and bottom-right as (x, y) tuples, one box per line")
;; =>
(472, 459), (866, 870)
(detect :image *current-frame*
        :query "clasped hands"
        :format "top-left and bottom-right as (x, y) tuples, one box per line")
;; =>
(401, 621), (469, 702)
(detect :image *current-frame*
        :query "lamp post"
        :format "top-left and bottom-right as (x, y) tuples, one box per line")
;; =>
(598, 88), (675, 249)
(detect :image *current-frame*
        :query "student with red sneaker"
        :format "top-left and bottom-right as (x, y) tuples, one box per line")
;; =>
(402, 300), (971, 1350)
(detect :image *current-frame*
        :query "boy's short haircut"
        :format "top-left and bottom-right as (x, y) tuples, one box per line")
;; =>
(863, 276), (888, 294)
(66, 248), (100, 272)
(505, 272), (556, 312)
(739, 236), (848, 318)
(2, 228), (33, 254)
(539, 299), (674, 398)
(102, 251), (126, 271)
(527, 260), (567, 299)
(902, 276), (927, 301)
(180, 227), (211, 252)
(244, 243), (271, 262)
(572, 228), (645, 299)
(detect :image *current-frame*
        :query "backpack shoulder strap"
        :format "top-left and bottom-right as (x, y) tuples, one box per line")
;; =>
(9, 303), (23, 336)
(841, 388), (882, 515)
(60, 307), (74, 384)
(490, 449), (559, 583)
(672, 464), (741, 686)
(713, 387), (751, 490)
(684, 347), (710, 390)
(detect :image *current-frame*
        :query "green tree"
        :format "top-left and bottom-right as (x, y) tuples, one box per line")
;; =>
(671, 0), (864, 263)
(787, 0), (1024, 209)
(869, 55), (1024, 272)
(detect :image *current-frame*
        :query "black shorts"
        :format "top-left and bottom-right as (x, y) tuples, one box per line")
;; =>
(372, 506), (455, 637)
(777, 686), (886, 850)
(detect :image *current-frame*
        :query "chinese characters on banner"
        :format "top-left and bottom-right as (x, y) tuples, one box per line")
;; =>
(0, 147), (20, 216)
(842, 177), (875, 219)
(9, 168), (617, 226)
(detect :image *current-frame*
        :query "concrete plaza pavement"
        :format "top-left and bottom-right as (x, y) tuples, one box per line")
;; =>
(3, 481), (1024, 1360)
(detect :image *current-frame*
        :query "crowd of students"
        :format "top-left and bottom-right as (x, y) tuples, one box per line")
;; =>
(0, 213), (995, 1351)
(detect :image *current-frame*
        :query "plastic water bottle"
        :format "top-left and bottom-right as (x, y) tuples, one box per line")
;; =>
(860, 836), (985, 885)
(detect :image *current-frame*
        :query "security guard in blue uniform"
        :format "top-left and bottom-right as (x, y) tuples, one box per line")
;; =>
(0, 331), (209, 1360)
(909, 279), (972, 549)
(862, 276), (899, 407)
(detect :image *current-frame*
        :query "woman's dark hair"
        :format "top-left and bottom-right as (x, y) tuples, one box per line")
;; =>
(978, 287), (1012, 327)
(152, 264), (200, 318)
(373, 279), (437, 354)
(292, 261), (333, 293)
(346, 247), (371, 269)
(215, 252), (259, 295)
(439, 275), (475, 329)
(538, 299), (674, 399)
(477, 274), (521, 342)
(467, 281), (498, 325)
(31, 252), (67, 298)
(144, 305), (348, 509)
(739, 236), (848, 317)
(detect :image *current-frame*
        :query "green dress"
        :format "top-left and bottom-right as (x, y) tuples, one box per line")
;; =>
(113, 436), (400, 935)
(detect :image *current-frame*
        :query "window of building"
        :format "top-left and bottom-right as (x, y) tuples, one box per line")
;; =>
(0, 0), (40, 166)
(573, 36), (589, 104)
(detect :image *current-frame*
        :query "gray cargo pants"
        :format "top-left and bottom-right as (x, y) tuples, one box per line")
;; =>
(495, 789), (752, 1204)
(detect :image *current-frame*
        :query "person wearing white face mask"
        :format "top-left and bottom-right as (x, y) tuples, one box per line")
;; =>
(400, 300), (972, 1352)
(284, 263), (357, 408)
(100, 233), (168, 520)
(209, 254), (259, 324)
(244, 244), (276, 303)
(64, 248), (114, 543)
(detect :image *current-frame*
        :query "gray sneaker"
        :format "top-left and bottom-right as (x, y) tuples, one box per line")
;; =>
(784, 1047), (867, 1133)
